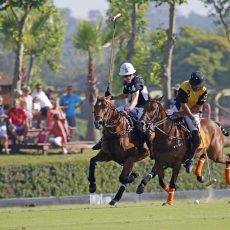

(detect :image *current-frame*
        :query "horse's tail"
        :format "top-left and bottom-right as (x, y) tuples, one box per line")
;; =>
(215, 122), (229, 136)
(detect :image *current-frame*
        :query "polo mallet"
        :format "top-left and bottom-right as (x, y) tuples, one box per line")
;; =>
(105, 12), (122, 96)
(198, 128), (217, 187)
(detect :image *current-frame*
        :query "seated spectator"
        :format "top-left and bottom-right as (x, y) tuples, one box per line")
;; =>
(31, 83), (52, 128)
(22, 86), (33, 129)
(46, 98), (68, 154)
(60, 85), (83, 141)
(45, 86), (55, 100)
(8, 99), (28, 144)
(0, 96), (9, 154)
(32, 96), (41, 128)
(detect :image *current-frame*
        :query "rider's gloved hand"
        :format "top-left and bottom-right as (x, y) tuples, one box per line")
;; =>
(104, 95), (113, 100)
(105, 89), (111, 97)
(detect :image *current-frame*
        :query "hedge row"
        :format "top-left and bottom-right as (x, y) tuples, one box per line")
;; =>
(0, 159), (228, 198)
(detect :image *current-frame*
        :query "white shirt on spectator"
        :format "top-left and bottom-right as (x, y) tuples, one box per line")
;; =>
(24, 94), (33, 118)
(31, 91), (52, 108)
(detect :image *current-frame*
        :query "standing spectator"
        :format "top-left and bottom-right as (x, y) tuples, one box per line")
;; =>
(31, 83), (52, 128)
(14, 89), (26, 109)
(0, 96), (9, 154)
(8, 99), (28, 144)
(22, 86), (33, 129)
(45, 86), (55, 100)
(60, 85), (83, 141)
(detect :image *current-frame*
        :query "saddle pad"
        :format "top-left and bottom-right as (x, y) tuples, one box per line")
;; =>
(198, 128), (208, 149)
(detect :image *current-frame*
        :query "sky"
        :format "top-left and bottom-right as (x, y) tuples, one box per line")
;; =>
(53, 0), (210, 20)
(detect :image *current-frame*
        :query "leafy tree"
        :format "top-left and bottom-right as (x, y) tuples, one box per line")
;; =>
(173, 26), (230, 89)
(72, 18), (109, 141)
(0, 0), (49, 91)
(152, 0), (187, 107)
(201, 0), (230, 44)
(24, 6), (65, 84)
(107, 0), (151, 93)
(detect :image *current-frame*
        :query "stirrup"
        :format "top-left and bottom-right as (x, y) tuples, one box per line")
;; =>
(184, 159), (193, 174)
(92, 141), (101, 150)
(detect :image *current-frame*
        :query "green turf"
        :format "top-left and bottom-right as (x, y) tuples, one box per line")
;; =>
(0, 149), (95, 166)
(0, 199), (229, 230)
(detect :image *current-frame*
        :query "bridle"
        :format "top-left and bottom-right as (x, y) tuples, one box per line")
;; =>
(93, 99), (118, 128)
(140, 100), (178, 140)
(93, 99), (133, 136)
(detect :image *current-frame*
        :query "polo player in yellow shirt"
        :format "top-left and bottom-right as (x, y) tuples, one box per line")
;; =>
(168, 72), (208, 173)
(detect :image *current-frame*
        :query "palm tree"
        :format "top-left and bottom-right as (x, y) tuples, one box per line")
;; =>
(72, 18), (108, 141)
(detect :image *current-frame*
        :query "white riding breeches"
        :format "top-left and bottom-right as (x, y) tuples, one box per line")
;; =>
(116, 104), (144, 120)
(168, 105), (200, 131)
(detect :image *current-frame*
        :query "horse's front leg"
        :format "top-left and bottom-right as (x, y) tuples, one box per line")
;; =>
(109, 157), (137, 206)
(136, 164), (157, 194)
(195, 154), (206, 183)
(88, 150), (111, 193)
(163, 163), (181, 206)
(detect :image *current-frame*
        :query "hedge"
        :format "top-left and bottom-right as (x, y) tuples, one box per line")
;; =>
(0, 158), (228, 199)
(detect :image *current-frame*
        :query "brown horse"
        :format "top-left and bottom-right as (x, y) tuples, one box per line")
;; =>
(136, 97), (230, 205)
(88, 97), (149, 205)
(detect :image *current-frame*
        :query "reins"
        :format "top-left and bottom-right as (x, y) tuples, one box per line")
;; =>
(143, 100), (183, 141)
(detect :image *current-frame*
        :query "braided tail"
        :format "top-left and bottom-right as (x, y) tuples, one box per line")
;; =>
(215, 122), (229, 136)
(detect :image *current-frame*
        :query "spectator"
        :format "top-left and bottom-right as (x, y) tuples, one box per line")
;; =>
(31, 84), (52, 128)
(32, 96), (41, 128)
(14, 89), (26, 109)
(22, 86), (33, 129)
(8, 99), (28, 144)
(47, 97), (69, 136)
(46, 98), (69, 154)
(45, 86), (55, 100)
(0, 96), (9, 154)
(60, 85), (83, 141)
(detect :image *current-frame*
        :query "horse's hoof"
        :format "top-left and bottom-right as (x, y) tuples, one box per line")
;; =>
(109, 199), (117, 206)
(197, 175), (205, 183)
(89, 183), (96, 193)
(132, 172), (139, 179)
(162, 202), (173, 206)
(136, 184), (145, 194)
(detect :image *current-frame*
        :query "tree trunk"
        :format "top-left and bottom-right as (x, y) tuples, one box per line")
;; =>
(27, 51), (34, 84)
(127, 2), (137, 63)
(161, 1), (176, 108)
(85, 54), (100, 141)
(12, 9), (29, 93)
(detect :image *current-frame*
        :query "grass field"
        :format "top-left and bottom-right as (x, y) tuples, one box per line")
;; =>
(0, 198), (229, 230)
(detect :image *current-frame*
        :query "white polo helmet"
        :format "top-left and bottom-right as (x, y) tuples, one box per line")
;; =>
(119, 62), (136, 76)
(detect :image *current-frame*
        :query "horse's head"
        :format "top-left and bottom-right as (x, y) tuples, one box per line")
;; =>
(93, 97), (115, 129)
(138, 97), (164, 134)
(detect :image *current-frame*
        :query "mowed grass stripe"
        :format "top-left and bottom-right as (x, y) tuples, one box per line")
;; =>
(0, 198), (229, 230)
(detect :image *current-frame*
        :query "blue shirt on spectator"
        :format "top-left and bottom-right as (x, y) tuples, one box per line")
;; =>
(60, 94), (82, 117)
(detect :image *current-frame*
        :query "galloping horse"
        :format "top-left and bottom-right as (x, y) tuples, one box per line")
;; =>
(136, 97), (230, 205)
(88, 97), (149, 205)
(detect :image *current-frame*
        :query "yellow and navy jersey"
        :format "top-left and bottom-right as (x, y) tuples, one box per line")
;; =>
(175, 80), (207, 110)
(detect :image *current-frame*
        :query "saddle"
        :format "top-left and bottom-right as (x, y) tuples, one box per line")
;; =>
(172, 117), (207, 150)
